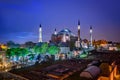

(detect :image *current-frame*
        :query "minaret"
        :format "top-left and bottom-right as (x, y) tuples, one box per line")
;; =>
(78, 20), (80, 41)
(90, 26), (93, 46)
(54, 28), (57, 35)
(75, 20), (81, 48)
(39, 24), (42, 42)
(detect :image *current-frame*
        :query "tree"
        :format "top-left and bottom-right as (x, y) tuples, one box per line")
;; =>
(33, 45), (39, 54)
(33, 45), (41, 61)
(7, 41), (20, 48)
(47, 46), (60, 55)
(6, 48), (16, 61)
(28, 54), (35, 60)
(14, 44), (20, 48)
(33, 43), (48, 61)
(13, 48), (21, 61)
(6, 48), (29, 63)
(7, 41), (15, 48)
(33, 43), (48, 54)
(25, 41), (35, 48)
(19, 48), (29, 63)
(47, 45), (60, 61)
(39, 43), (48, 54)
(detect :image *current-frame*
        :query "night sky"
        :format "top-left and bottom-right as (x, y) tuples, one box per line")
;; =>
(0, 0), (120, 43)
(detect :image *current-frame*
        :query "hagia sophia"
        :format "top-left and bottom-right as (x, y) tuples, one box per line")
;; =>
(37, 20), (94, 60)
(38, 20), (93, 51)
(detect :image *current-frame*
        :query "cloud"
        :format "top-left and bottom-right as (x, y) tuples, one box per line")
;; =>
(15, 32), (37, 39)
(0, 32), (38, 43)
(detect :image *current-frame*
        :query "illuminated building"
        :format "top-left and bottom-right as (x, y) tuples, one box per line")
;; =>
(51, 28), (77, 43)
(59, 42), (70, 54)
(98, 62), (117, 80)
(50, 20), (95, 53)
(58, 32), (70, 57)
(81, 40), (88, 48)
(0, 44), (7, 50)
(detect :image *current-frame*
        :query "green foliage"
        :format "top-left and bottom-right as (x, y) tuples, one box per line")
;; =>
(80, 54), (87, 58)
(33, 46), (39, 54)
(28, 54), (35, 60)
(6, 48), (15, 57)
(6, 48), (29, 58)
(34, 43), (60, 55)
(48, 46), (60, 55)
(33, 43), (48, 54)
(80, 51), (88, 58)
(19, 48), (29, 57)
(40, 43), (48, 54)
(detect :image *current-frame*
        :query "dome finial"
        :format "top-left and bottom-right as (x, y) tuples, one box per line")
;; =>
(78, 20), (80, 25)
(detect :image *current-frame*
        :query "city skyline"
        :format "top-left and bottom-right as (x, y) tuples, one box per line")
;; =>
(0, 0), (120, 43)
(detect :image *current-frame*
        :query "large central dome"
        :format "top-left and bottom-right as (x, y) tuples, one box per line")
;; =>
(58, 28), (75, 36)
(51, 28), (77, 43)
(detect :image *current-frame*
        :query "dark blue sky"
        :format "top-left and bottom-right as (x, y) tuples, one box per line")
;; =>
(0, 0), (120, 43)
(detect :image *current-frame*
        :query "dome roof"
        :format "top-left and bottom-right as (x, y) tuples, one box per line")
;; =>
(80, 66), (101, 79)
(58, 28), (75, 36)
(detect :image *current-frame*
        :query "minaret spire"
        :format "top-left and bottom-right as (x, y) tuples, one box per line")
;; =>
(90, 25), (93, 46)
(78, 20), (80, 25)
(54, 28), (57, 35)
(39, 24), (42, 42)
(75, 20), (81, 48)
(78, 20), (80, 41)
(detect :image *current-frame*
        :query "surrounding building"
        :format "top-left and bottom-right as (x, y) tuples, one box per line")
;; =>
(98, 62), (117, 80)
(80, 66), (101, 79)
